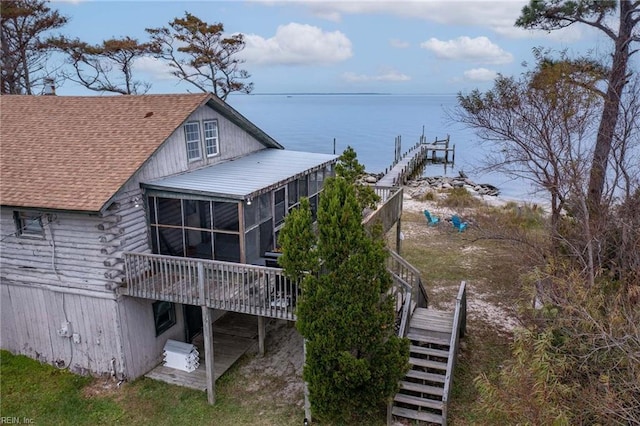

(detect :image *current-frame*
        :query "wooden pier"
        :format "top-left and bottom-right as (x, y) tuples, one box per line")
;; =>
(378, 135), (454, 187)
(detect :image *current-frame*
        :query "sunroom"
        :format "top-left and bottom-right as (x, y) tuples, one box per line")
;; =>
(143, 149), (337, 264)
(121, 149), (338, 321)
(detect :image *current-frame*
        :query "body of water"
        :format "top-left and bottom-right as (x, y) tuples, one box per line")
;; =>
(228, 94), (541, 201)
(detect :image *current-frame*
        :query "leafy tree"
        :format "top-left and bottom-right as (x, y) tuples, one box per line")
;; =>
(146, 12), (253, 99)
(279, 150), (408, 423)
(48, 36), (157, 94)
(0, 0), (67, 94)
(516, 0), (640, 218)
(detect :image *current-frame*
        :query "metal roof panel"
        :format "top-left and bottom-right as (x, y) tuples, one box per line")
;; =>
(145, 149), (338, 199)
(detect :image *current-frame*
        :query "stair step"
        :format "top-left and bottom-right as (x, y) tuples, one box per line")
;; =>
(392, 406), (443, 424)
(406, 369), (446, 383)
(410, 345), (449, 358)
(413, 308), (454, 320)
(409, 357), (448, 371)
(394, 393), (444, 410)
(399, 380), (445, 396)
(407, 332), (451, 346)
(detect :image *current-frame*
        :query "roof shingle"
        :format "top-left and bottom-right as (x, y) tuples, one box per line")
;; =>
(0, 93), (262, 212)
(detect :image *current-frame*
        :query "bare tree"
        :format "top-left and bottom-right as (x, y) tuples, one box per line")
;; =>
(454, 56), (601, 235)
(516, 0), (640, 219)
(146, 12), (253, 99)
(1, 0), (67, 94)
(49, 36), (157, 95)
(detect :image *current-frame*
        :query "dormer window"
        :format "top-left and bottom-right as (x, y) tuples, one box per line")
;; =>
(14, 211), (44, 238)
(184, 122), (201, 161)
(204, 120), (219, 157)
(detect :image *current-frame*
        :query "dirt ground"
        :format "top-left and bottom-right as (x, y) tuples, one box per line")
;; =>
(235, 185), (521, 414)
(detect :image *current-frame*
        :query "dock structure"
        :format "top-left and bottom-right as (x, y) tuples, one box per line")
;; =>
(377, 135), (454, 187)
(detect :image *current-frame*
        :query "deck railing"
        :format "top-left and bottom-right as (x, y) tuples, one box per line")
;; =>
(365, 187), (403, 235)
(122, 252), (298, 321)
(441, 281), (467, 425)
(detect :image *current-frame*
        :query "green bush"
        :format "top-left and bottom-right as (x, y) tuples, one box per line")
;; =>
(438, 187), (482, 208)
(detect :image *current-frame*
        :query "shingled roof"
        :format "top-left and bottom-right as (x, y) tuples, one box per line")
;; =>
(0, 93), (282, 212)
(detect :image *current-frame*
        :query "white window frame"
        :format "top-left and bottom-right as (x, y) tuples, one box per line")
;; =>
(203, 120), (219, 157)
(184, 121), (202, 162)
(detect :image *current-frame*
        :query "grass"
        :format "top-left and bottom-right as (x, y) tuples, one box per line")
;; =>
(0, 351), (302, 426)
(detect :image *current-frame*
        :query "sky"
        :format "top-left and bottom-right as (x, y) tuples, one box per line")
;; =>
(50, 0), (616, 95)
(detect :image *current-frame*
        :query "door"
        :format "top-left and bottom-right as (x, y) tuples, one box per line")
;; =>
(183, 305), (203, 342)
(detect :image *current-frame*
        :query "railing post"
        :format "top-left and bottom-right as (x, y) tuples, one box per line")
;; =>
(198, 262), (205, 306)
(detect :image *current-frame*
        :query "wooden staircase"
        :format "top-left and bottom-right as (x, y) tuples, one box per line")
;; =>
(390, 282), (467, 426)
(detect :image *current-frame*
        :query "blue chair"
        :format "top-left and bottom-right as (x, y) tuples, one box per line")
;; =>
(423, 210), (440, 226)
(451, 215), (468, 232)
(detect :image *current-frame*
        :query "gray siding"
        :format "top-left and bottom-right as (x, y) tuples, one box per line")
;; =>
(0, 282), (124, 376)
(1, 208), (125, 291)
(122, 104), (267, 194)
(99, 187), (152, 285)
(117, 297), (185, 379)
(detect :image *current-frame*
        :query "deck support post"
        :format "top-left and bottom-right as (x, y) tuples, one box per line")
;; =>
(303, 339), (312, 422)
(202, 306), (215, 405)
(258, 316), (265, 356)
(396, 217), (402, 255)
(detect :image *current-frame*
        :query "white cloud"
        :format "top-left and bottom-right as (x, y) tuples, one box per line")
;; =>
(421, 36), (513, 64)
(261, 1), (588, 41)
(133, 57), (175, 80)
(463, 67), (497, 81)
(241, 23), (352, 66)
(342, 69), (411, 83)
(389, 38), (410, 49)
(298, 1), (529, 37)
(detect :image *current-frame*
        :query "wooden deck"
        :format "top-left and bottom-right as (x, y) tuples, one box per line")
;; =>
(145, 313), (258, 391)
(121, 253), (298, 321)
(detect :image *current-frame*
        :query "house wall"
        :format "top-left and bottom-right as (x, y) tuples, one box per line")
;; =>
(0, 208), (127, 291)
(122, 103), (268, 194)
(0, 188), (149, 375)
(117, 297), (186, 379)
(0, 282), (124, 377)
(118, 299), (229, 379)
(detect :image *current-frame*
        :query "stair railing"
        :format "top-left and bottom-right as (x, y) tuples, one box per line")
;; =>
(386, 249), (428, 308)
(441, 281), (467, 425)
(387, 271), (412, 338)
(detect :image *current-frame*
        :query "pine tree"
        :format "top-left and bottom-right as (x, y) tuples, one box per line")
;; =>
(279, 150), (409, 423)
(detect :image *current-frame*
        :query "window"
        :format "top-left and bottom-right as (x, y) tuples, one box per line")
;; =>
(148, 196), (241, 261)
(274, 187), (286, 227)
(14, 211), (44, 238)
(203, 120), (219, 157)
(152, 301), (176, 336)
(184, 122), (201, 161)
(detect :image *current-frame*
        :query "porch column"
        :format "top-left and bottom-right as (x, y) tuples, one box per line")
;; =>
(258, 316), (266, 356)
(202, 306), (215, 404)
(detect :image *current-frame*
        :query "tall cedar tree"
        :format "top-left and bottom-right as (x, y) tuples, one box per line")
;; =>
(516, 0), (640, 219)
(1, 0), (67, 94)
(146, 12), (252, 99)
(279, 150), (408, 423)
(48, 36), (157, 94)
